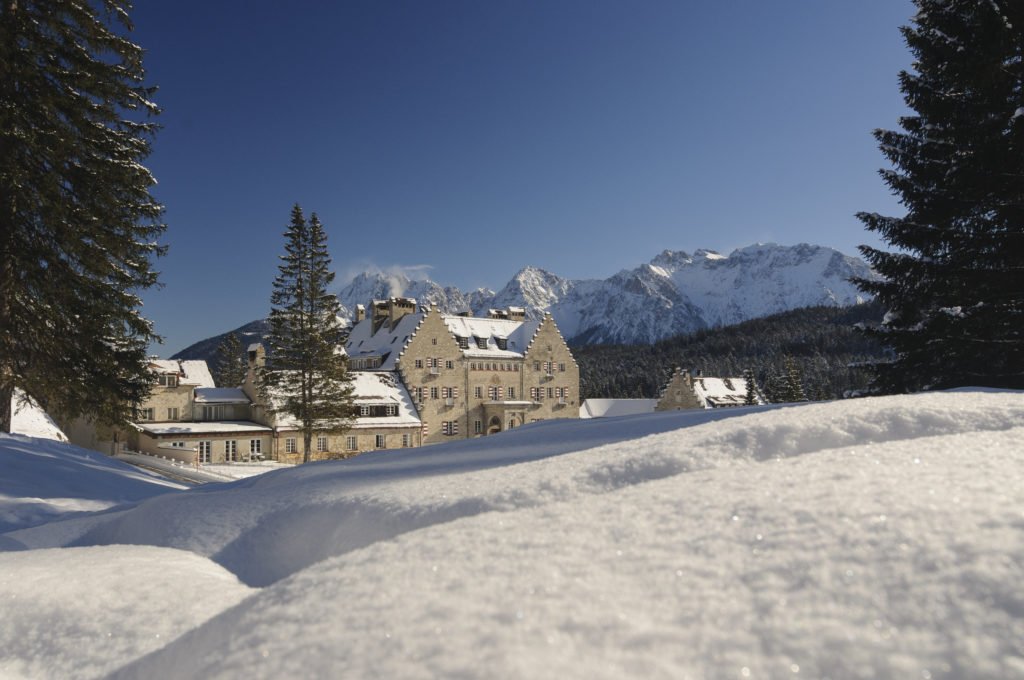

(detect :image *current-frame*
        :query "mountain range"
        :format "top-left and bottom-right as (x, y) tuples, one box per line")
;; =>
(173, 242), (877, 360)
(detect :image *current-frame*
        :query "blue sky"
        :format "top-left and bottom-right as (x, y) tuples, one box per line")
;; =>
(131, 1), (915, 354)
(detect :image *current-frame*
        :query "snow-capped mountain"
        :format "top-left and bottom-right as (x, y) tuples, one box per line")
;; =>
(173, 243), (877, 359)
(333, 243), (876, 346)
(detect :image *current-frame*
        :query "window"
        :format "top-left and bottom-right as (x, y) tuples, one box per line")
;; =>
(285, 437), (297, 454)
(202, 405), (225, 421)
(157, 374), (178, 387)
(509, 419), (516, 430)
(225, 440), (238, 462)
(508, 387), (516, 400)
(402, 433), (411, 447)
(415, 387), (424, 402)
(167, 407), (178, 420)
(496, 338), (507, 350)
(346, 436), (358, 451)
(534, 361), (541, 371)
(475, 336), (488, 349)
(317, 436), (328, 453)
(250, 439), (262, 456)
(198, 441), (211, 464)
(430, 387), (439, 400)
(138, 408), (154, 421)
(414, 359), (423, 369)
(474, 420), (482, 434)
(514, 364), (520, 372)
(475, 386), (483, 399)
(446, 359), (454, 369)
(559, 363), (567, 372)
(170, 441), (186, 448)
(458, 337), (470, 349)
(442, 421), (459, 436)
(360, 405), (370, 417)
(548, 387), (554, 399)
(432, 338), (438, 345)
(375, 434), (386, 449)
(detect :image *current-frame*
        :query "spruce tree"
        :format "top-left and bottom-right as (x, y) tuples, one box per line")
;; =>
(0, 1), (164, 432)
(215, 333), (246, 388)
(856, 0), (1024, 392)
(743, 368), (759, 405)
(260, 205), (356, 463)
(782, 356), (808, 403)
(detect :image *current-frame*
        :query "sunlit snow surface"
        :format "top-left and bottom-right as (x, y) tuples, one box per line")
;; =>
(2, 391), (1023, 679)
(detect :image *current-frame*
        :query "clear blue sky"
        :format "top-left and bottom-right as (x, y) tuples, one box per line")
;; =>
(130, 1), (915, 355)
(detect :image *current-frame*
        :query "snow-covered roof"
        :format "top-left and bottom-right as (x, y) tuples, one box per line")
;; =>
(692, 377), (754, 408)
(148, 359), (215, 388)
(194, 388), (250, 404)
(579, 399), (658, 419)
(344, 313), (422, 371)
(137, 421), (273, 435)
(262, 371), (420, 430)
(441, 315), (541, 359)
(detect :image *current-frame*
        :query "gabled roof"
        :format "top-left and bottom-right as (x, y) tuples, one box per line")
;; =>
(148, 359), (215, 387)
(442, 315), (541, 359)
(262, 371), (420, 430)
(344, 312), (421, 371)
(692, 377), (756, 408)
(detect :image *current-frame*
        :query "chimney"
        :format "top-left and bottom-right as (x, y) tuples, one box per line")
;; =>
(246, 342), (266, 368)
(371, 299), (389, 333)
(388, 297), (417, 330)
(354, 304), (366, 323)
(487, 309), (509, 320)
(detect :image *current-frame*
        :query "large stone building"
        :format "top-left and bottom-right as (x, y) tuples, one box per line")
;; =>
(580, 367), (762, 418)
(101, 298), (579, 464)
(345, 298), (579, 445)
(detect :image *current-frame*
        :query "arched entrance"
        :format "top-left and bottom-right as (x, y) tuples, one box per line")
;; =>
(487, 416), (502, 435)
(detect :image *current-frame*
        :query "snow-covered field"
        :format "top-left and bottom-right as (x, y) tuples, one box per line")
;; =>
(2, 391), (1023, 679)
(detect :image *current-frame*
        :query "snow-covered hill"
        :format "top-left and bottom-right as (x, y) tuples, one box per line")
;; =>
(1, 390), (1022, 678)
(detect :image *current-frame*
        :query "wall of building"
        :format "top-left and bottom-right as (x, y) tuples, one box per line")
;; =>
(135, 431), (274, 464)
(521, 316), (581, 424)
(272, 425), (422, 464)
(396, 310), (468, 445)
(140, 385), (192, 422)
(655, 369), (702, 411)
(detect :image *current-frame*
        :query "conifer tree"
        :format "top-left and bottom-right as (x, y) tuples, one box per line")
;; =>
(782, 356), (808, 403)
(743, 368), (759, 405)
(215, 333), (246, 388)
(260, 205), (356, 463)
(0, 1), (164, 433)
(856, 0), (1024, 392)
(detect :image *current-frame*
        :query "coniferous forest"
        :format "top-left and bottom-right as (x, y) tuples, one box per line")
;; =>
(575, 301), (887, 401)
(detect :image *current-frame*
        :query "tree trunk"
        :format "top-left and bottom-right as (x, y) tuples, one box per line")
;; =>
(303, 431), (312, 464)
(0, 379), (13, 433)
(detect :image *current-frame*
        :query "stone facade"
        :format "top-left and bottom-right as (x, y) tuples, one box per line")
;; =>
(346, 299), (580, 446)
(655, 367), (703, 411)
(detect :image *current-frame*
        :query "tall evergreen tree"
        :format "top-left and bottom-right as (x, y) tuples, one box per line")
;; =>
(856, 0), (1024, 392)
(259, 205), (356, 463)
(215, 333), (246, 388)
(0, 1), (164, 433)
(743, 368), (759, 405)
(782, 356), (808, 403)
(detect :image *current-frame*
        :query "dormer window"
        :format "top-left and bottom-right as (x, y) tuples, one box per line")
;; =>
(157, 374), (178, 387)
(496, 338), (508, 351)
(475, 336), (488, 350)
(457, 336), (469, 350)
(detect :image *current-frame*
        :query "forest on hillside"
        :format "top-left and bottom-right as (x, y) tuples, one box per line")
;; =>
(574, 302), (887, 401)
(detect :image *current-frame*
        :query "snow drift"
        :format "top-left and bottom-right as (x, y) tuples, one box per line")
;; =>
(2, 391), (1023, 679)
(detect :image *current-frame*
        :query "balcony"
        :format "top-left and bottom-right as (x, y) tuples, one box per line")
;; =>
(429, 366), (441, 375)
(445, 397), (455, 407)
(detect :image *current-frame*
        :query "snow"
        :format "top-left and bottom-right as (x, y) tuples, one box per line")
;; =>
(579, 398), (658, 418)
(136, 420), (272, 435)
(9, 390), (66, 442)
(2, 390), (1023, 678)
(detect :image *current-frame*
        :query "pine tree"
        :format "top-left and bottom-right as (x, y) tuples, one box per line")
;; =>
(0, 1), (164, 432)
(856, 0), (1024, 392)
(260, 205), (356, 463)
(215, 333), (246, 388)
(782, 356), (808, 403)
(743, 368), (759, 405)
